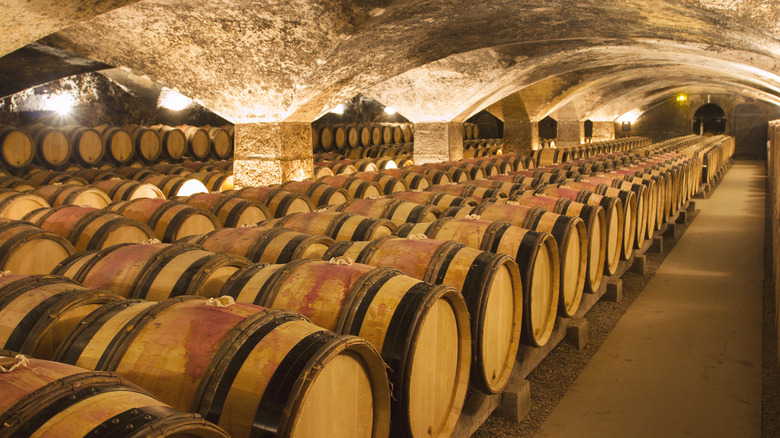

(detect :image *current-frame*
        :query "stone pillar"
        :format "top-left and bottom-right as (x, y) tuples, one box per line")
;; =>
(503, 119), (537, 154)
(592, 121), (616, 142)
(557, 120), (584, 147)
(233, 122), (314, 188)
(413, 122), (464, 164)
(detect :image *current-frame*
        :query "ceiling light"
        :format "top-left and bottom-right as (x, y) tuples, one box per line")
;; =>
(158, 88), (193, 111)
(384, 107), (397, 115)
(46, 92), (76, 115)
(617, 111), (640, 124)
(329, 104), (345, 114)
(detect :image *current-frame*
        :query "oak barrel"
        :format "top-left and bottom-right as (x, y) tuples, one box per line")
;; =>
(91, 178), (166, 201)
(0, 128), (34, 169)
(0, 190), (49, 220)
(0, 220), (76, 275)
(108, 198), (221, 242)
(265, 211), (396, 242)
(178, 192), (270, 227)
(32, 184), (112, 209)
(232, 187), (315, 218)
(331, 197), (441, 226)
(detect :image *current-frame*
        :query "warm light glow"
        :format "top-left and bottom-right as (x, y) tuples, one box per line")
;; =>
(175, 179), (209, 196)
(550, 141), (556, 148)
(384, 107), (397, 115)
(290, 169), (308, 181)
(329, 104), (345, 114)
(383, 160), (398, 169)
(158, 88), (193, 111)
(46, 92), (76, 115)
(617, 111), (640, 124)
(677, 94), (687, 102)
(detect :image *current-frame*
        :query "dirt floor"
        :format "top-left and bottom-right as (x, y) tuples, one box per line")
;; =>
(473, 192), (780, 438)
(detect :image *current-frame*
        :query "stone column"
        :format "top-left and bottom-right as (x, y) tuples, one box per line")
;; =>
(233, 122), (314, 188)
(412, 122), (464, 164)
(557, 120), (584, 147)
(592, 121), (616, 142)
(503, 119), (537, 155)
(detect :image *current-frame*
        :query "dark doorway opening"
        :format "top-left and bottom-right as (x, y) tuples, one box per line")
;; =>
(730, 103), (767, 159)
(539, 116), (557, 140)
(693, 103), (727, 135)
(466, 110), (504, 139)
(584, 120), (593, 141)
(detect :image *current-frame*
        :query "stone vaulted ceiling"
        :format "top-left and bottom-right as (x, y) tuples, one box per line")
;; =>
(1, 0), (779, 124)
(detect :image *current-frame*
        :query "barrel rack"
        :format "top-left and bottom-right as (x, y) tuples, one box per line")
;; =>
(452, 157), (734, 436)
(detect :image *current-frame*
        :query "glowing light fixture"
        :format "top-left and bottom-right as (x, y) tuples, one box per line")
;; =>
(158, 88), (193, 111)
(384, 107), (397, 115)
(677, 94), (687, 102)
(46, 92), (76, 115)
(329, 104), (345, 115)
(617, 111), (640, 124)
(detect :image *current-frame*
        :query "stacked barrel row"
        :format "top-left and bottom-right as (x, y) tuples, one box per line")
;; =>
(530, 136), (651, 167)
(463, 139), (504, 158)
(0, 124), (233, 171)
(314, 123), (414, 153)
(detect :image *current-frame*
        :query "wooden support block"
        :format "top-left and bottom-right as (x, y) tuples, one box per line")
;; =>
(687, 201), (696, 211)
(565, 318), (589, 351)
(495, 379), (531, 423)
(676, 210), (687, 224)
(604, 279), (623, 302)
(663, 222), (681, 239)
(631, 254), (648, 275)
(649, 236), (663, 253)
(451, 391), (502, 437)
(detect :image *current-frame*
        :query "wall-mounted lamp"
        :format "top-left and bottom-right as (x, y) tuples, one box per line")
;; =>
(677, 94), (687, 102)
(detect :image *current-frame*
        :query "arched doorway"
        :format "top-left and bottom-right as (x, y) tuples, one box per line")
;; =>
(692, 104), (726, 135)
(539, 116), (557, 141)
(730, 103), (768, 158)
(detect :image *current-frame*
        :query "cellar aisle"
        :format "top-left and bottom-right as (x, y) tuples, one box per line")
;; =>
(535, 161), (765, 437)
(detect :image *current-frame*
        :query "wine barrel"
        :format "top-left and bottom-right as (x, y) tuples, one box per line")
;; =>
(178, 192), (270, 227)
(0, 176), (36, 192)
(186, 225), (333, 263)
(191, 171), (234, 192)
(96, 126), (134, 165)
(446, 203), (587, 317)
(395, 217), (559, 347)
(319, 126), (334, 151)
(576, 175), (648, 249)
(506, 193), (607, 294)
(72, 168), (118, 183)
(181, 126), (211, 160)
(142, 174), (209, 198)
(208, 127), (232, 159)
(91, 178), (166, 201)
(23, 126), (71, 168)
(0, 220), (75, 275)
(0, 128), (34, 169)
(426, 183), (506, 202)
(25, 170), (88, 187)
(32, 184), (112, 209)
(324, 236), (522, 394)
(332, 197), (441, 226)
(265, 211), (397, 241)
(68, 127), (104, 166)
(404, 166), (452, 185)
(389, 190), (478, 210)
(148, 163), (192, 176)
(317, 175), (383, 199)
(108, 198), (221, 242)
(112, 166), (158, 181)
(281, 180), (352, 207)
(232, 187), (315, 218)
(380, 168), (431, 190)
(23, 206), (155, 251)
(313, 165), (335, 179)
(53, 297), (391, 438)
(222, 260), (470, 437)
(153, 125), (188, 161)
(0, 353), (230, 437)
(0, 190), (49, 220)
(352, 171), (410, 195)
(0, 275), (121, 359)
(53, 242), (250, 301)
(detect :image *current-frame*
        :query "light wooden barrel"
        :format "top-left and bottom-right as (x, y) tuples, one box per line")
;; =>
(0, 190), (49, 220)
(222, 259), (470, 437)
(72, 168), (118, 183)
(153, 126), (188, 161)
(332, 197), (441, 226)
(0, 176), (36, 192)
(0, 220), (76, 275)
(319, 126), (334, 151)
(266, 211), (397, 241)
(232, 187), (315, 218)
(380, 168), (431, 190)
(424, 163), (476, 183)
(507, 193), (607, 294)
(488, 173), (542, 189)
(191, 171), (234, 192)
(395, 217), (559, 347)
(0, 128), (34, 169)
(142, 174), (209, 198)
(0, 353), (229, 437)
(577, 175), (648, 249)
(186, 225), (333, 263)
(108, 198), (221, 242)
(324, 236), (523, 394)
(148, 163), (192, 176)
(91, 179), (166, 201)
(352, 171), (410, 195)
(181, 126), (211, 159)
(53, 297), (391, 438)
(426, 183), (506, 203)
(389, 191), (479, 210)
(32, 184), (112, 209)
(535, 186), (624, 276)
(359, 126), (371, 146)
(447, 203), (587, 317)
(0, 274), (120, 360)
(53, 243), (250, 301)
(317, 175), (383, 199)
(25, 170), (88, 187)
(97, 127), (135, 165)
(112, 166), (158, 181)
(404, 166), (452, 185)
(208, 127), (232, 159)
(68, 127), (104, 166)
(281, 180), (352, 207)
(178, 192), (270, 227)
(23, 126), (71, 168)
(23, 206), (155, 251)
